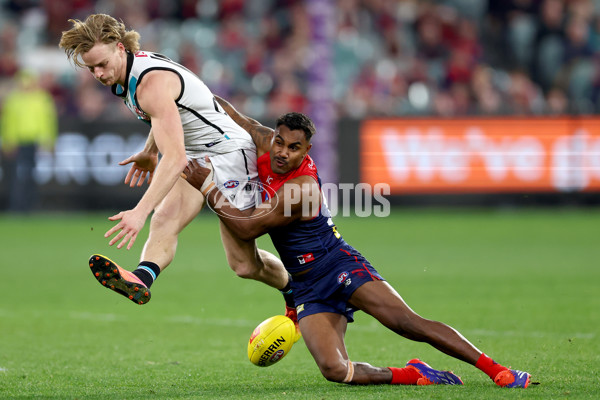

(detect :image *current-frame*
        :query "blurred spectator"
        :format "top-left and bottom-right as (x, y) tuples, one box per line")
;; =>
(545, 86), (569, 114)
(0, 22), (19, 80)
(0, 0), (598, 121)
(509, 69), (546, 114)
(470, 64), (505, 115)
(0, 69), (57, 212)
(531, 0), (566, 92)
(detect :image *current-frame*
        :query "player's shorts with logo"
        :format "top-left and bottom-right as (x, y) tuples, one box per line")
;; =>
(189, 149), (259, 211)
(291, 242), (385, 322)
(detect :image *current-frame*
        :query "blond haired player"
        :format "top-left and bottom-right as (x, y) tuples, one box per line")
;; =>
(59, 14), (297, 323)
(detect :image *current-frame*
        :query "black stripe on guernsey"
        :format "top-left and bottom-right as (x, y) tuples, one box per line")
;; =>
(111, 52), (135, 98)
(241, 149), (249, 175)
(134, 67), (185, 114)
(150, 54), (196, 77)
(136, 54), (227, 135)
(177, 103), (226, 135)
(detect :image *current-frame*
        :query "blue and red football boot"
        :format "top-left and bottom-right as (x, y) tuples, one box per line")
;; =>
(406, 359), (464, 385)
(494, 369), (531, 388)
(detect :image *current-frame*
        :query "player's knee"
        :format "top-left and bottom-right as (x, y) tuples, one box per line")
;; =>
(151, 203), (178, 229)
(318, 360), (349, 383)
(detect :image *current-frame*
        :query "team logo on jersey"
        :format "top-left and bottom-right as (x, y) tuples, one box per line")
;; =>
(223, 180), (239, 189)
(129, 103), (150, 121)
(337, 272), (349, 284)
(266, 176), (273, 184)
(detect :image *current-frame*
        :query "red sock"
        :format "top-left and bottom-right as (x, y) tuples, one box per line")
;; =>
(388, 367), (422, 385)
(475, 353), (508, 379)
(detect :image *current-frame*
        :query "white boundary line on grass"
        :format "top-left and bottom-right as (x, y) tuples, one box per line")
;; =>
(0, 308), (595, 340)
(67, 311), (596, 339)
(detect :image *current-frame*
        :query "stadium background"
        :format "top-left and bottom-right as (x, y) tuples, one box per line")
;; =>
(1, 0), (600, 209)
(1, 2), (599, 398)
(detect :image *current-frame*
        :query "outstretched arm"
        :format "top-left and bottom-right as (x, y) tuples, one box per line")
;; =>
(104, 70), (188, 249)
(214, 95), (273, 157)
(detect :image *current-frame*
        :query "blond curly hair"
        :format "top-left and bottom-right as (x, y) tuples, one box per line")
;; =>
(59, 14), (140, 68)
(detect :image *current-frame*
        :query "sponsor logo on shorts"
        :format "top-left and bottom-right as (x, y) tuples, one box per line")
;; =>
(297, 253), (314, 265)
(223, 180), (239, 189)
(296, 304), (304, 314)
(337, 272), (349, 284)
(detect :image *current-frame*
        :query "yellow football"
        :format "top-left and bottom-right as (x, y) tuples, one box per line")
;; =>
(248, 315), (296, 367)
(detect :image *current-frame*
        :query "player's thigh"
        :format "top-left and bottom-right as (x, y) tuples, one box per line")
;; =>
(299, 312), (349, 369)
(349, 281), (419, 328)
(153, 177), (205, 232)
(219, 218), (259, 267)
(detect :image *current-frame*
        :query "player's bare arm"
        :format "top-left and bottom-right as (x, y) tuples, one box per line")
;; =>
(120, 128), (159, 187)
(104, 70), (188, 249)
(184, 159), (319, 240)
(214, 95), (273, 156)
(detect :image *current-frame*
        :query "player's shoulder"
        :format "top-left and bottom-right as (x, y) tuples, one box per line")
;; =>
(294, 156), (318, 182)
(130, 51), (181, 76)
(134, 71), (182, 109)
(280, 174), (319, 199)
(131, 50), (165, 62)
(301, 155), (317, 172)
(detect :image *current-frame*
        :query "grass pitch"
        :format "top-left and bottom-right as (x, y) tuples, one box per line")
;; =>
(0, 208), (599, 399)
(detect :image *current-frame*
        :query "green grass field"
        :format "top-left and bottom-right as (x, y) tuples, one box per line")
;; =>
(1, 208), (599, 399)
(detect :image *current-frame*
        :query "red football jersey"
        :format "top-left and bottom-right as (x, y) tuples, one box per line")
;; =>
(257, 152), (318, 200)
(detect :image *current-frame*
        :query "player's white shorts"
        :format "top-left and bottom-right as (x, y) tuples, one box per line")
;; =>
(189, 149), (260, 211)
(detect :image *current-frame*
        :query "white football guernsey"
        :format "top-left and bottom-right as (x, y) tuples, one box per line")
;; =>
(111, 51), (255, 157)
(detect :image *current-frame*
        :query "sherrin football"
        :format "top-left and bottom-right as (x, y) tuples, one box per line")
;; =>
(248, 315), (296, 367)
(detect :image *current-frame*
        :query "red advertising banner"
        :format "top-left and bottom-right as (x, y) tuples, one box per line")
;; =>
(361, 118), (600, 194)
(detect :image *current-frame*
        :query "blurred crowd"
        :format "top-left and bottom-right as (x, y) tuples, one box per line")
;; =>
(0, 0), (599, 121)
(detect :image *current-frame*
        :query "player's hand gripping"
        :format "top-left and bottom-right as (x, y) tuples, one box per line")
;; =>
(120, 150), (159, 187)
(183, 158), (215, 195)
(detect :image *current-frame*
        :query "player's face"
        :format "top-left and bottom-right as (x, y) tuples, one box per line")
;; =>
(270, 125), (312, 174)
(81, 42), (126, 86)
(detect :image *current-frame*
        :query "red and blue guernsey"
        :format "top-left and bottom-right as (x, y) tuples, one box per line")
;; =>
(257, 152), (343, 275)
(257, 152), (384, 322)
